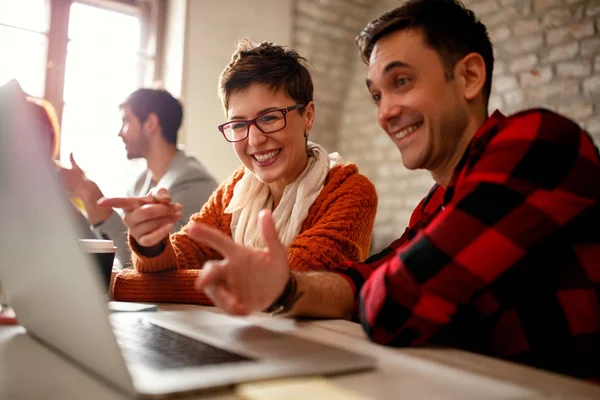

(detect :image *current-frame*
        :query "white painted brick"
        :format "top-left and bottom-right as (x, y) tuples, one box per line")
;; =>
(541, 9), (573, 28)
(341, 16), (365, 30)
(542, 41), (580, 63)
(490, 26), (511, 43)
(488, 94), (504, 113)
(526, 80), (580, 103)
(469, 0), (500, 16)
(546, 21), (595, 45)
(502, 34), (544, 55)
(519, 66), (554, 87)
(586, 116), (600, 138)
(509, 54), (539, 72)
(568, 20), (595, 39)
(350, 0), (377, 6)
(482, 6), (519, 27)
(495, 60), (507, 75)
(546, 27), (570, 45)
(306, 0), (600, 248)
(557, 102), (594, 121)
(518, 1), (533, 16)
(494, 75), (519, 92)
(512, 18), (542, 36)
(573, 4), (586, 19)
(504, 88), (525, 107)
(583, 75), (600, 95)
(534, 0), (562, 11)
(298, 2), (341, 23)
(556, 59), (593, 78)
(581, 37), (600, 57)
(586, 3), (600, 17)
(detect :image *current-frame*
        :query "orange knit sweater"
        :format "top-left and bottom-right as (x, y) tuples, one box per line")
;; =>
(112, 164), (377, 304)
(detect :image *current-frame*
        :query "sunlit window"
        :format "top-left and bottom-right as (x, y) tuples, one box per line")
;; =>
(0, 0), (157, 198)
(0, 0), (48, 97)
(60, 2), (149, 197)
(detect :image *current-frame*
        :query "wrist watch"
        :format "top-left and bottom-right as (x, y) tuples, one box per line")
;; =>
(264, 273), (304, 316)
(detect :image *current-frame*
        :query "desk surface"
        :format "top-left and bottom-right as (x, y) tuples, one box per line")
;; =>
(1, 304), (599, 400)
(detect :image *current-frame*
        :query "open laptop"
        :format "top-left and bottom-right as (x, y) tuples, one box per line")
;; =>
(0, 81), (375, 397)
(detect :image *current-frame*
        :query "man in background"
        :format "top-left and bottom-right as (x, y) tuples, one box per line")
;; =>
(60, 88), (217, 265)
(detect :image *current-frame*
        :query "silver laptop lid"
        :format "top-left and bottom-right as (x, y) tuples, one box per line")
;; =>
(0, 80), (135, 395)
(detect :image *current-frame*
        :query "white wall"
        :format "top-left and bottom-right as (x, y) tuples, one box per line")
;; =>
(179, 0), (293, 182)
(161, 0), (187, 99)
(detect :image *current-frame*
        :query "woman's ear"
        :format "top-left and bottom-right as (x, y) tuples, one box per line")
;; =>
(303, 101), (315, 133)
(456, 53), (487, 102)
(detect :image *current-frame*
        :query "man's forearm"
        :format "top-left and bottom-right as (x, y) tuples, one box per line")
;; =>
(289, 271), (355, 319)
(79, 181), (112, 225)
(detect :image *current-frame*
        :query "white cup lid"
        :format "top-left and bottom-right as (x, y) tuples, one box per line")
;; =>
(78, 239), (116, 253)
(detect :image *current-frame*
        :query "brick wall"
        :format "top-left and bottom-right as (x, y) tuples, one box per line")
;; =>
(474, 0), (600, 139)
(296, 0), (600, 254)
(292, 0), (375, 151)
(338, 0), (434, 253)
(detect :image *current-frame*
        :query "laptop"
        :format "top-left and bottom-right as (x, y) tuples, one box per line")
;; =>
(0, 81), (375, 397)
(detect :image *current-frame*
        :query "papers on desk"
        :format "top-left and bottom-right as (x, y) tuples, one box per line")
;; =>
(108, 301), (158, 313)
(236, 377), (373, 400)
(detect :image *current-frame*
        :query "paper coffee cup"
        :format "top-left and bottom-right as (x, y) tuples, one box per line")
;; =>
(78, 239), (117, 291)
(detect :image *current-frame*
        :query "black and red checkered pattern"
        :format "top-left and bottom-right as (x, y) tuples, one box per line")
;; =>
(334, 109), (600, 380)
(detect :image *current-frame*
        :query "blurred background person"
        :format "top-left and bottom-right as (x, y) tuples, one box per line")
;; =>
(58, 88), (217, 266)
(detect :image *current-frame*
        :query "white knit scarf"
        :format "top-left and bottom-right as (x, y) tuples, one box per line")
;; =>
(225, 141), (343, 249)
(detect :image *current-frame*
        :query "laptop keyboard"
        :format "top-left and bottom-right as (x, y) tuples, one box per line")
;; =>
(112, 318), (253, 370)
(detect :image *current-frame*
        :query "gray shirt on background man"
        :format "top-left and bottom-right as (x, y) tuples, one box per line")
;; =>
(91, 149), (217, 266)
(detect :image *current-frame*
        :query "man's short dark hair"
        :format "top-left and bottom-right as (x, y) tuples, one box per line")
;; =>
(219, 38), (313, 113)
(120, 88), (183, 145)
(356, 0), (494, 101)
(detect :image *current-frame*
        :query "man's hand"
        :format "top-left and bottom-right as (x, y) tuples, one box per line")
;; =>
(99, 188), (183, 248)
(194, 209), (290, 316)
(57, 153), (112, 225)
(57, 153), (87, 196)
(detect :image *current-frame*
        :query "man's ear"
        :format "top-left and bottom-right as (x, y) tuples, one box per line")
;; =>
(456, 53), (487, 102)
(143, 112), (160, 137)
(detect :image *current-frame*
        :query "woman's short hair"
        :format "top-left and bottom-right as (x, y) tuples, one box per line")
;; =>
(219, 39), (313, 113)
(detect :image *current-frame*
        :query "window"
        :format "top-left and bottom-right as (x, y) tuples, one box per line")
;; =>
(0, 0), (49, 97)
(0, 0), (162, 197)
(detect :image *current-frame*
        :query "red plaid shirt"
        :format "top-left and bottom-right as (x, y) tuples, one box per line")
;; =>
(335, 109), (600, 380)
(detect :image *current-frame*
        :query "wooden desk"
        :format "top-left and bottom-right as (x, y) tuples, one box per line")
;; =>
(1, 304), (599, 400)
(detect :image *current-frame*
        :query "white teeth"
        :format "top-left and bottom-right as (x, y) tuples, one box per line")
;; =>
(394, 122), (422, 140)
(253, 150), (281, 162)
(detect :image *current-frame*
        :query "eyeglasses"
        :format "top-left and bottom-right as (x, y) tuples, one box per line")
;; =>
(218, 104), (305, 143)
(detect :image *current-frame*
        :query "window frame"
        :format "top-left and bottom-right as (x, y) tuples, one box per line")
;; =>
(42, 0), (163, 158)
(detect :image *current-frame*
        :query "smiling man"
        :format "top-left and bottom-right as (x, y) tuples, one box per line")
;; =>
(338, 0), (600, 381)
(190, 0), (600, 381)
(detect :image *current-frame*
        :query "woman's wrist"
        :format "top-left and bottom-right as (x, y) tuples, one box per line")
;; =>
(134, 238), (167, 258)
(264, 272), (304, 316)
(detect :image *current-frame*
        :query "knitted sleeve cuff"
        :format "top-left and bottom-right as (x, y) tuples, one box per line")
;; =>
(129, 234), (178, 273)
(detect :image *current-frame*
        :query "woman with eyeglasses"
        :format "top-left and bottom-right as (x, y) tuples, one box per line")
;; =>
(102, 39), (377, 307)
